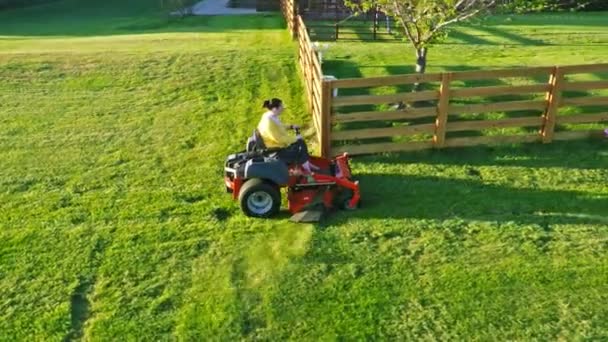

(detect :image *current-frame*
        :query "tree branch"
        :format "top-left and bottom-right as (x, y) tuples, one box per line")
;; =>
(426, 0), (496, 40)
(392, 0), (419, 48)
(404, 4), (423, 45)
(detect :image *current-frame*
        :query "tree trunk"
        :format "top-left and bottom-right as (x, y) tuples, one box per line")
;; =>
(412, 47), (428, 92)
(395, 47), (428, 109)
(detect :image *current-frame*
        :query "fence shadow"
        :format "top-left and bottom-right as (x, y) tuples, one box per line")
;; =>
(446, 26), (548, 46)
(325, 171), (607, 226)
(351, 139), (608, 170)
(325, 140), (607, 225)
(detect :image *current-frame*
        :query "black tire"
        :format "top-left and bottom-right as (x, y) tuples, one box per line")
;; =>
(238, 179), (281, 218)
(343, 198), (360, 211)
(337, 189), (360, 210)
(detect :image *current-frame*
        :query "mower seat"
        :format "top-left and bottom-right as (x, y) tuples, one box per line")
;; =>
(246, 129), (281, 155)
(246, 129), (264, 152)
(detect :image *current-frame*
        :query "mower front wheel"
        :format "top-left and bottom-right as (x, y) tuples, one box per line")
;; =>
(338, 189), (360, 211)
(342, 198), (360, 211)
(239, 179), (281, 218)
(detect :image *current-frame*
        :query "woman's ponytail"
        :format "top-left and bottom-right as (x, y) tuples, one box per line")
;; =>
(263, 98), (283, 110)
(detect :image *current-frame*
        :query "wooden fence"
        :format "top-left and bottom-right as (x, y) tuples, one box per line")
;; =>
(279, 0), (608, 158)
(280, 0), (298, 38)
(281, 0), (331, 157)
(329, 64), (608, 156)
(288, 0), (396, 41)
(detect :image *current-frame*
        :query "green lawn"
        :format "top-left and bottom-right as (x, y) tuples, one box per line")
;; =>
(322, 13), (608, 146)
(322, 12), (608, 75)
(1, 1), (608, 340)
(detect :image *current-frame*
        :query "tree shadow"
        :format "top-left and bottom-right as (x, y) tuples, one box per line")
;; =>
(381, 64), (437, 129)
(323, 58), (365, 82)
(472, 26), (548, 46)
(306, 22), (337, 41)
(323, 59), (394, 146)
(487, 13), (608, 28)
(448, 29), (496, 45)
(446, 26), (548, 46)
(384, 64), (416, 95)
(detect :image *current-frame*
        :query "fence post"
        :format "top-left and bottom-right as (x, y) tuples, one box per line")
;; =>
(292, 4), (298, 39)
(434, 73), (452, 148)
(541, 66), (564, 143)
(304, 41), (312, 114)
(321, 80), (332, 158)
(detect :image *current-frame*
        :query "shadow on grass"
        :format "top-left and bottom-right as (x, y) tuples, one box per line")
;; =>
(0, 0), (285, 37)
(323, 140), (607, 227)
(323, 59), (394, 145)
(354, 139), (608, 170)
(473, 26), (548, 46)
(331, 172), (606, 226)
(448, 29), (496, 45)
(487, 13), (608, 27)
(447, 26), (548, 46)
(384, 64), (416, 94)
(322, 59), (372, 114)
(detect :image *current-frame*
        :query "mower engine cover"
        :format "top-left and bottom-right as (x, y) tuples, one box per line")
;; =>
(244, 158), (289, 186)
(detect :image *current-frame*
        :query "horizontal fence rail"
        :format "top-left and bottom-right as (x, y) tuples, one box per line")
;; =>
(281, 0), (331, 157)
(328, 64), (608, 156)
(280, 1), (608, 158)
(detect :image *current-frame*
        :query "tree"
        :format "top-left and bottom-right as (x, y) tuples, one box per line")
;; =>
(345, 0), (497, 81)
(162, 0), (194, 18)
(505, 0), (608, 12)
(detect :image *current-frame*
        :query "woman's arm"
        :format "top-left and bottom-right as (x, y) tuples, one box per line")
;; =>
(258, 117), (297, 147)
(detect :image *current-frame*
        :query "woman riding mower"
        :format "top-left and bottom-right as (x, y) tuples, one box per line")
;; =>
(256, 98), (318, 175)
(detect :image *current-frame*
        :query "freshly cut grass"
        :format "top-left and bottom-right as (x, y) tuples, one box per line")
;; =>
(1, 1), (607, 340)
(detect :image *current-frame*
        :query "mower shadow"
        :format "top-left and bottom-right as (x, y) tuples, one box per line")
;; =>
(324, 172), (606, 227)
(322, 140), (607, 227)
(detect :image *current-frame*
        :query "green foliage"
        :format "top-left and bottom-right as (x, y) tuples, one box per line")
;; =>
(0, 0), (57, 10)
(345, 0), (497, 49)
(579, 0), (608, 10)
(161, 0), (196, 17)
(502, 0), (608, 13)
(501, 0), (550, 13)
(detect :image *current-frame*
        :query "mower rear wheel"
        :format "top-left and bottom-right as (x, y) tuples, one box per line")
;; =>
(239, 179), (281, 218)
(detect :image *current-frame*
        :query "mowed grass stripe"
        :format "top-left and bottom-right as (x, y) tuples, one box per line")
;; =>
(1, 1), (608, 340)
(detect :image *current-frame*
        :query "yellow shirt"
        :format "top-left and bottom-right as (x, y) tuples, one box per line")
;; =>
(257, 112), (297, 148)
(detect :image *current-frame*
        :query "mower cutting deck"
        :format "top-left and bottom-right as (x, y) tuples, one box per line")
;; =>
(224, 129), (360, 222)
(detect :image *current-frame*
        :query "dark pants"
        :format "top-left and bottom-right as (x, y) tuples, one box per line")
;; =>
(276, 139), (309, 165)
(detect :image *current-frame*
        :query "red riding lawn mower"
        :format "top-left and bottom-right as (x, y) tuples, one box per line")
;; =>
(224, 128), (361, 222)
